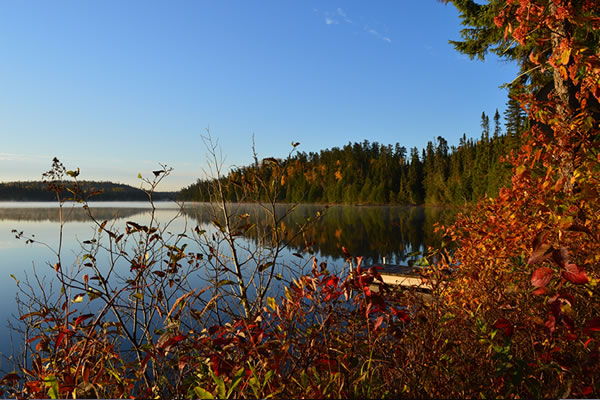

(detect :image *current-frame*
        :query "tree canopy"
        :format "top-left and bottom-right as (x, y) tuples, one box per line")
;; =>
(179, 119), (520, 206)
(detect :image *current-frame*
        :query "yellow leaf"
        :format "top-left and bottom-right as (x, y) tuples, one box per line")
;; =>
(559, 66), (568, 80)
(72, 294), (84, 303)
(561, 48), (571, 65)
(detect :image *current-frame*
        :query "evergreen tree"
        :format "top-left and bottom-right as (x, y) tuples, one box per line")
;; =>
(406, 147), (424, 204)
(493, 109), (501, 140)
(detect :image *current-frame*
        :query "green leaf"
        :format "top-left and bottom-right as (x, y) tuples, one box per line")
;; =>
(300, 369), (308, 388)
(87, 289), (100, 300)
(226, 368), (245, 398)
(66, 168), (80, 178)
(264, 369), (274, 384)
(44, 375), (59, 399)
(440, 312), (455, 323)
(267, 297), (276, 311)
(248, 377), (260, 398)
(415, 257), (430, 266)
(133, 292), (144, 300)
(193, 387), (214, 399)
(210, 368), (226, 399)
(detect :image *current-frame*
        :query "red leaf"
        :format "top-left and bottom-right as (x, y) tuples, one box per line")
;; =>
(528, 231), (552, 264)
(533, 287), (549, 295)
(211, 355), (222, 376)
(585, 317), (600, 332)
(493, 318), (514, 337)
(364, 301), (372, 318)
(391, 307), (410, 323)
(545, 314), (556, 333)
(373, 315), (384, 331)
(531, 267), (554, 287)
(27, 334), (43, 344)
(140, 353), (152, 369)
(562, 263), (588, 284)
(178, 356), (190, 372)
(172, 334), (185, 342)
(324, 276), (339, 288)
(55, 329), (68, 351)
(73, 313), (93, 329)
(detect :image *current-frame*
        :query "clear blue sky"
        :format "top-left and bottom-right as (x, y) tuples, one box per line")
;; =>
(0, 1), (518, 191)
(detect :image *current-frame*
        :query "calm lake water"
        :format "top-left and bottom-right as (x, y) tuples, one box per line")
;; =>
(0, 201), (456, 362)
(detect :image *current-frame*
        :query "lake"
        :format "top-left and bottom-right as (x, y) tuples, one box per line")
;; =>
(0, 201), (456, 362)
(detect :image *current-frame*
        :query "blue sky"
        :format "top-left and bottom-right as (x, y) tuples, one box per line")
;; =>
(0, 1), (518, 191)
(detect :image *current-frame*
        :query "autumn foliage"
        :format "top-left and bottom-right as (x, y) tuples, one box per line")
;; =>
(436, 0), (600, 396)
(2, 0), (600, 398)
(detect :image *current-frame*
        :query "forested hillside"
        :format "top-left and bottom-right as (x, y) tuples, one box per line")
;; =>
(180, 108), (527, 205)
(0, 180), (176, 201)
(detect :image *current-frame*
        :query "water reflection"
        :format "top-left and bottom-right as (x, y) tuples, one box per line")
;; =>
(181, 203), (457, 265)
(1, 202), (456, 264)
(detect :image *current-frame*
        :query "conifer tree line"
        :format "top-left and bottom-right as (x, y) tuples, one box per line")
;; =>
(179, 105), (527, 205)
(0, 180), (176, 201)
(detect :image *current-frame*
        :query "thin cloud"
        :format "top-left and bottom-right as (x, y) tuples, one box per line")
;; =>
(318, 8), (391, 43)
(365, 26), (392, 43)
(337, 8), (353, 23)
(321, 8), (351, 26)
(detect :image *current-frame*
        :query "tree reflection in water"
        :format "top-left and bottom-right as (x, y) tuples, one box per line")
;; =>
(182, 204), (457, 265)
(0, 202), (457, 265)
